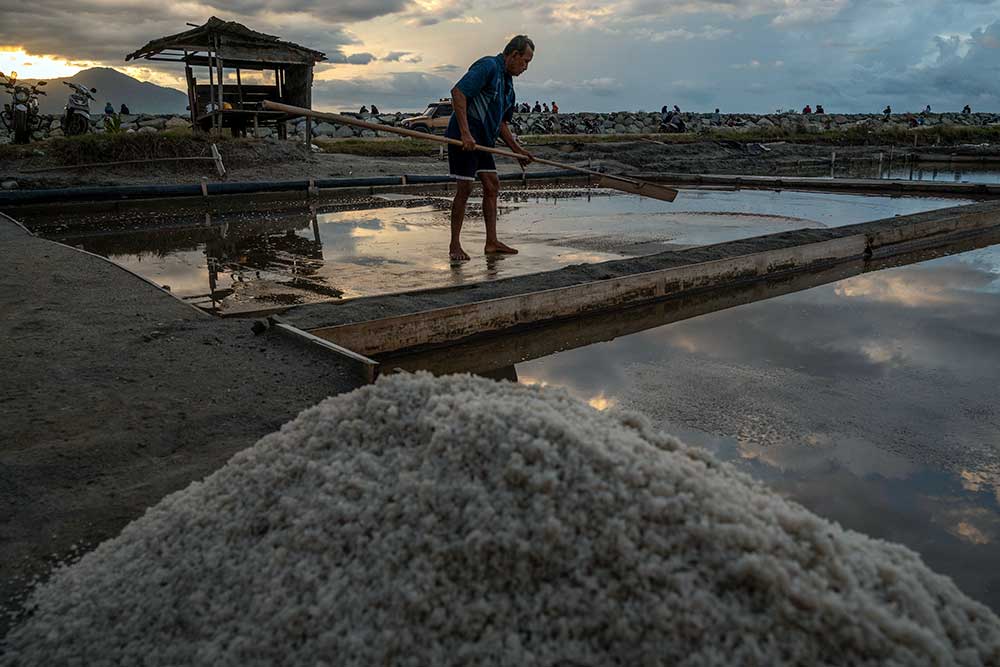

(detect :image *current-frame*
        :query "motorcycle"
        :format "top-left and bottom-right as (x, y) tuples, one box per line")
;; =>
(61, 81), (97, 136)
(1, 71), (47, 144)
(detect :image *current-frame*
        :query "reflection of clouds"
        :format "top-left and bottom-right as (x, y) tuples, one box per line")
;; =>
(588, 394), (616, 411)
(859, 340), (903, 365)
(109, 249), (209, 298)
(835, 273), (956, 307)
(553, 251), (617, 263)
(518, 377), (616, 412)
(961, 465), (1000, 505)
(736, 432), (918, 480)
(835, 261), (997, 307)
(669, 335), (699, 353)
(955, 522), (991, 545)
(930, 506), (1000, 546)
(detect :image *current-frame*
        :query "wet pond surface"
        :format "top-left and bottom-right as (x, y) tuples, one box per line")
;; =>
(36, 187), (969, 313)
(386, 236), (1000, 613)
(829, 161), (1000, 184)
(879, 164), (1000, 184)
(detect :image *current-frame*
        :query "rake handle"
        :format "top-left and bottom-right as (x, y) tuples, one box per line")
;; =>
(262, 100), (627, 183)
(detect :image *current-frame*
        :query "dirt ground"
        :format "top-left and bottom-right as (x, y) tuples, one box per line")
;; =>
(4, 137), (994, 190)
(0, 215), (365, 638)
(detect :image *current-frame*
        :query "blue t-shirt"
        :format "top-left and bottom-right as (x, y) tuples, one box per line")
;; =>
(446, 54), (516, 146)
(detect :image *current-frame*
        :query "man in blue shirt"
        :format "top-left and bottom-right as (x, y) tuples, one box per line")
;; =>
(446, 35), (535, 261)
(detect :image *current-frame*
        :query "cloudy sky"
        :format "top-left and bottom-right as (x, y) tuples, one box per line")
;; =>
(2, 0), (1000, 113)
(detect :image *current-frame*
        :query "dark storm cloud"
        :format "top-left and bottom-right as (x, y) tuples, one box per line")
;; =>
(0, 1), (398, 62)
(383, 51), (422, 63)
(208, 0), (406, 21)
(327, 52), (377, 65)
(866, 21), (1000, 105)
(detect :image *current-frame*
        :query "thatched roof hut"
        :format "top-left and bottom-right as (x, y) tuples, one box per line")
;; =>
(127, 17), (326, 137)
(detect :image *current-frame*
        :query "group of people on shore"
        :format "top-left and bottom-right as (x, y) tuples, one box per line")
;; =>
(103, 102), (130, 115)
(801, 104), (825, 114)
(882, 103), (974, 123)
(517, 100), (559, 113)
(359, 104), (381, 115)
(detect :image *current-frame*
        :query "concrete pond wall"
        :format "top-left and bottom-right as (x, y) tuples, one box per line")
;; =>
(3, 110), (1000, 144)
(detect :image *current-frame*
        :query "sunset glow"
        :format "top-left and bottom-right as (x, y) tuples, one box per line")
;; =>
(0, 47), (93, 79)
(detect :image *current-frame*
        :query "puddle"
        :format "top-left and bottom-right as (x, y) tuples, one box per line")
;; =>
(33, 187), (969, 313)
(386, 236), (1000, 613)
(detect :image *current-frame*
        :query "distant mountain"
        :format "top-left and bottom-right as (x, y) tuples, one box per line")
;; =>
(22, 67), (188, 116)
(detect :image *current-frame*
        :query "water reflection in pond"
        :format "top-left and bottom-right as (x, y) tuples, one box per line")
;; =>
(387, 236), (1000, 613)
(38, 188), (969, 313)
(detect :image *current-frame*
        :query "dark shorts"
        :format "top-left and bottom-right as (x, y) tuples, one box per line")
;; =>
(447, 144), (496, 181)
(446, 118), (496, 181)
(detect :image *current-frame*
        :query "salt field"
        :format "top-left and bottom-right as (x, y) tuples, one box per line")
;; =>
(32, 187), (970, 313)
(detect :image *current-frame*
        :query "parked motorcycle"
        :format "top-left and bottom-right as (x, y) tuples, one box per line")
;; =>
(61, 81), (97, 136)
(1, 71), (47, 144)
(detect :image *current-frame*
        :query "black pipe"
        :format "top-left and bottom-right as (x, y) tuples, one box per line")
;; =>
(0, 170), (586, 206)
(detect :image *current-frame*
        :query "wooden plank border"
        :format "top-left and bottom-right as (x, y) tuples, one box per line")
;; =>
(307, 234), (867, 356)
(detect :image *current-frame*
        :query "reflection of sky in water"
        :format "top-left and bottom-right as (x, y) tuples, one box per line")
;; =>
(516, 245), (1000, 612)
(70, 188), (970, 308)
(499, 188), (969, 248)
(880, 165), (1000, 184)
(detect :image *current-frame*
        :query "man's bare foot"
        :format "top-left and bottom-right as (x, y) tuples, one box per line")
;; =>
(484, 241), (518, 254)
(449, 245), (470, 261)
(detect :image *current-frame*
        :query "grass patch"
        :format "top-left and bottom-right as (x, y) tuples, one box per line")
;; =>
(43, 131), (230, 165)
(313, 137), (440, 156)
(520, 133), (698, 146)
(0, 143), (37, 161)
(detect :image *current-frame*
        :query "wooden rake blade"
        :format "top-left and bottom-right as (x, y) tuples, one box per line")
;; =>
(597, 175), (678, 202)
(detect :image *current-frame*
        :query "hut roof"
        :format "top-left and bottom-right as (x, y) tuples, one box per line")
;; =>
(126, 17), (326, 65)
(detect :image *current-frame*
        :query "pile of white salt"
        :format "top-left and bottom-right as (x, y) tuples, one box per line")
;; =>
(4, 373), (999, 666)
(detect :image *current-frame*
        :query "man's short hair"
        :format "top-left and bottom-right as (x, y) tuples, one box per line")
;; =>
(504, 35), (535, 56)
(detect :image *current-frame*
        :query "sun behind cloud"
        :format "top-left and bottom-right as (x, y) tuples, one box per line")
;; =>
(0, 47), (94, 79)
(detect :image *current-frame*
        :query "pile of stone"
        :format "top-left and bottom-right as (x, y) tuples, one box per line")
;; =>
(4, 110), (1000, 144)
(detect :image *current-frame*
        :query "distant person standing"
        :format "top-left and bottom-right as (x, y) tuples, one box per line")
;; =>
(551, 100), (559, 113)
(119, 103), (130, 114)
(882, 105), (892, 119)
(712, 108), (721, 125)
(923, 104), (932, 114)
(532, 101), (542, 112)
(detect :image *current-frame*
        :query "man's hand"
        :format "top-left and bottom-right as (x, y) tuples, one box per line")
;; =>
(514, 147), (534, 168)
(460, 131), (476, 151)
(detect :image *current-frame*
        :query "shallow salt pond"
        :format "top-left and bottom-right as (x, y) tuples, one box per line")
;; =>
(388, 238), (1000, 613)
(38, 187), (969, 313)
